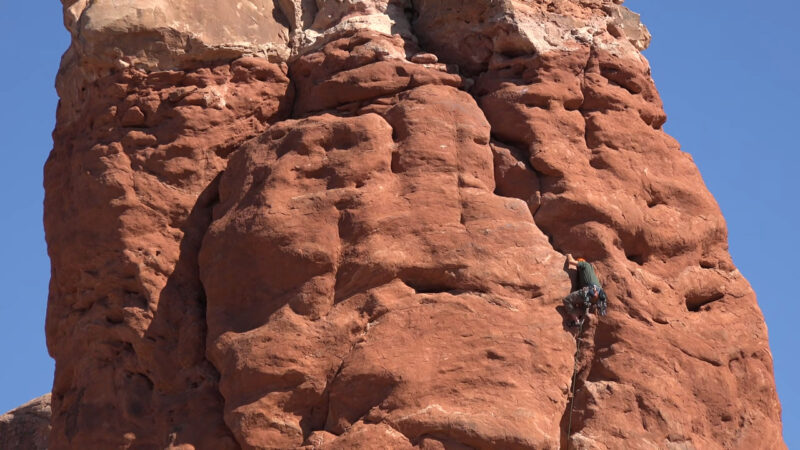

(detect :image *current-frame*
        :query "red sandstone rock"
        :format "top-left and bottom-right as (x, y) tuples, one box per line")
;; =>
(44, 1), (784, 449)
(0, 394), (51, 450)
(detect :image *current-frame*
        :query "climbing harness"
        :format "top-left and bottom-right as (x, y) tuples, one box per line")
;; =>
(565, 318), (584, 443)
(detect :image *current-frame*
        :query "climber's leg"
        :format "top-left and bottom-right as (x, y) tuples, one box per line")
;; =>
(563, 288), (590, 327)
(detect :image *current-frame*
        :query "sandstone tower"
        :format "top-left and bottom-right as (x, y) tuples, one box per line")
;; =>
(43, 1), (783, 448)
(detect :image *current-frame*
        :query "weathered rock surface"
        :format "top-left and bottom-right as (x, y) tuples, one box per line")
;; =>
(45, 1), (784, 449)
(0, 394), (51, 450)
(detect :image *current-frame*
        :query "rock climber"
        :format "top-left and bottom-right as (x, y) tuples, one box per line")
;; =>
(562, 254), (608, 327)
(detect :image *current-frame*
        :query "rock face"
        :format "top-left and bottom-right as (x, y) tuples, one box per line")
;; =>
(0, 394), (51, 450)
(45, 1), (783, 449)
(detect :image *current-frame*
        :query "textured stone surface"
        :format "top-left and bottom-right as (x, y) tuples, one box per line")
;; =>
(0, 394), (51, 450)
(46, 1), (784, 449)
(62, 0), (291, 71)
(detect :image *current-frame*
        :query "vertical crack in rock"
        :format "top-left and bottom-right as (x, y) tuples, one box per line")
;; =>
(559, 326), (589, 450)
(140, 173), (240, 447)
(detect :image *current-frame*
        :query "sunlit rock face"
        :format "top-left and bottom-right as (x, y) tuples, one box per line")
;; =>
(0, 395), (51, 450)
(45, 1), (783, 448)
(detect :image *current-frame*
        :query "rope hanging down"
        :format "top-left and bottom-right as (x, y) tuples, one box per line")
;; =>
(565, 319), (584, 443)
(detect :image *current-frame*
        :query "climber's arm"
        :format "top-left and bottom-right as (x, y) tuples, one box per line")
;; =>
(566, 254), (578, 268)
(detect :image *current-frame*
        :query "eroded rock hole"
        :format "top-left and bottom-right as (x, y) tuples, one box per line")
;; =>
(390, 151), (402, 173)
(328, 126), (359, 150)
(686, 292), (725, 312)
(106, 312), (124, 324)
(271, 128), (287, 140)
(346, 35), (372, 51)
(398, 267), (465, 295)
(626, 252), (646, 265)
(599, 63), (643, 95)
(405, 282), (457, 295)
(589, 156), (612, 170)
(486, 350), (506, 361)
(700, 260), (716, 269)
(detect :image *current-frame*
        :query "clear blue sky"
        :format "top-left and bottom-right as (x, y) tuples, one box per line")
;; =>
(1, 0), (797, 445)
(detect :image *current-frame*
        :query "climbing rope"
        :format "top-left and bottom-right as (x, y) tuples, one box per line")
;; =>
(565, 318), (585, 445)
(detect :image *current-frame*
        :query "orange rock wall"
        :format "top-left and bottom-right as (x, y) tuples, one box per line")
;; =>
(46, 1), (783, 449)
